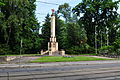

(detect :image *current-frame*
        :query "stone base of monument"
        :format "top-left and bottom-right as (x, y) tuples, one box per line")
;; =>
(41, 50), (65, 56)
(41, 36), (65, 56)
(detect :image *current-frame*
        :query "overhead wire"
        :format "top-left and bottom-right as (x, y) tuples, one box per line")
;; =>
(36, 1), (60, 5)
(36, 13), (47, 15)
(36, 1), (74, 7)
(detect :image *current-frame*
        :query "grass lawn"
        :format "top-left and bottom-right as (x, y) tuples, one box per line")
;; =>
(31, 56), (113, 63)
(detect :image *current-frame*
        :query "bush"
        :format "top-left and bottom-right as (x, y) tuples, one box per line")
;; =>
(116, 48), (120, 55)
(112, 37), (120, 55)
(66, 46), (81, 54)
(0, 44), (12, 55)
(114, 37), (120, 48)
(66, 44), (95, 55)
(98, 46), (114, 55)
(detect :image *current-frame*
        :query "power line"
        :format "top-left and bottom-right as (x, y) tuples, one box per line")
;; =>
(36, 1), (59, 5)
(36, 13), (47, 15)
(36, 1), (74, 8)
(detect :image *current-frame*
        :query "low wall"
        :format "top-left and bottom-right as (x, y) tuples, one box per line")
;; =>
(0, 56), (20, 62)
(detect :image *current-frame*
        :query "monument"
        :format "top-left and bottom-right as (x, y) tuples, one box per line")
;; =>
(41, 9), (65, 56)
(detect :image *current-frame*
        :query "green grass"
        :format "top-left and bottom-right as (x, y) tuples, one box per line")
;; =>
(31, 56), (113, 63)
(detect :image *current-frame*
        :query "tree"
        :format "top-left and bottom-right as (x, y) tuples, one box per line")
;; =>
(66, 22), (89, 54)
(41, 14), (51, 50)
(0, 0), (41, 54)
(67, 22), (87, 46)
(56, 18), (68, 49)
(0, 2), (4, 6)
(57, 3), (71, 23)
(73, 0), (120, 50)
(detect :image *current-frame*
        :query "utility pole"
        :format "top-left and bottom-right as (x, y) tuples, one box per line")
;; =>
(95, 25), (97, 54)
(20, 39), (23, 55)
(19, 39), (23, 67)
(92, 18), (97, 54)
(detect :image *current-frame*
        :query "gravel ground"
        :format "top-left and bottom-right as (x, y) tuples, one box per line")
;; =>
(5, 56), (40, 64)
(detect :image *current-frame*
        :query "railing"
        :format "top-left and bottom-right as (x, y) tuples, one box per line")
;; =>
(41, 50), (49, 55)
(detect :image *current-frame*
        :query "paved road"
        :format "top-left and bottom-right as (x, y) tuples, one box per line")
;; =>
(1, 62), (120, 80)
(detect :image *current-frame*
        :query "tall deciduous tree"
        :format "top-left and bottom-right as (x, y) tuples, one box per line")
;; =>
(0, 0), (41, 54)
(73, 0), (120, 49)
(57, 3), (71, 23)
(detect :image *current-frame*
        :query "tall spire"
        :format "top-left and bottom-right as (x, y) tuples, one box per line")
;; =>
(51, 9), (55, 38)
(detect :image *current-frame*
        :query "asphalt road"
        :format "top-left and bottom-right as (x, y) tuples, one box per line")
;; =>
(1, 63), (120, 80)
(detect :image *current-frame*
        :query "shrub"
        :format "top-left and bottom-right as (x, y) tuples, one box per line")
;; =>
(114, 37), (120, 48)
(66, 46), (81, 54)
(98, 45), (114, 55)
(0, 44), (12, 55)
(66, 44), (95, 54)
(116, 48), (120, 55)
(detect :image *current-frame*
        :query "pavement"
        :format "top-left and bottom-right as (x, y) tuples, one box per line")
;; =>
(1, 60), (120, 68)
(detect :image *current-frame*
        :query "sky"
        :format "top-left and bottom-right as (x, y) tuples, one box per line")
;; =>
(35, 0), (82, 24)
(35, 0), (120, 25)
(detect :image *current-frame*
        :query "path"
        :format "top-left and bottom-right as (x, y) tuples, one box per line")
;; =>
(6, 56), (40, 64)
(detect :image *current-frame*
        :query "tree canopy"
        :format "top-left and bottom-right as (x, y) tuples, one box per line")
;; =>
(0, 0), (41, 54)
(0, 0), (120, 55)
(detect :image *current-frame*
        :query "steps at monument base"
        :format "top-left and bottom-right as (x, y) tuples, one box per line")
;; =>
(52, 51), (61, 56)
(41, 51), (62, 56)
(41, 52), (49, 56)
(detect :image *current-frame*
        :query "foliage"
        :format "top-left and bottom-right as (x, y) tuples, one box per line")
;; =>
(67, 22), (87, 46)
(0, 0), (41, 54)
(0, 1), (120, 55)
(98, 45), (114, 55)
(56, 18), (68, 49)
(41, 14), (51, 50)
(57, 3), (78, 23)
(66, 44), (95, 54)
(113, 37), (120, 55)
(0, 2), (4, 6)
(73, 0), (120, 48)
(114, 37), (120, 48)
(0, 44), (12, 55)
(57, 3), (71, 23)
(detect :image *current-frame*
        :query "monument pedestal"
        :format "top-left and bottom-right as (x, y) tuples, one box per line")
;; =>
(48, 37), (58, 55)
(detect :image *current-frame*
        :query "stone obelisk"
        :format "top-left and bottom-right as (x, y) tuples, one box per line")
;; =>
(48, 9), (58, 55)
(41, 9), (65, 56)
